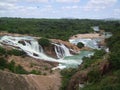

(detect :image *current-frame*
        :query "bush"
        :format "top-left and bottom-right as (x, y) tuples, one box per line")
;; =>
(88, 69), (101, 83)
(82, 49), (106, 69)
(109, 51), (120, 69)
(0, 58), (8, 70)
(7, 49), (26, 56)
(0, 46), (6, 55)
(8, 60), (28, 74)
(38, 38), (50, 47)
(15, 65), (28, 74)
(60, 68), (78, 90)
(8, 60), (15, 72)
(30, 70), (41, 75)
(92, 49), (106, 59)
(77, 42), (84, 48)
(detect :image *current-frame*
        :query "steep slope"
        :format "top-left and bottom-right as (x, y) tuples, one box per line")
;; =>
(0, 70), (61, 90)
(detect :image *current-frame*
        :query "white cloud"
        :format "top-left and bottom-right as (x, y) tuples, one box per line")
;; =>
(0, 2), (16, 10)
(0, 0), (80, 4)
(0, 1), (55, 18)
(55, 0), (80, 3)
(62, 6), (80, 10)
(114, 8), (120, 16)
(84, 0), (117, 11)
(0, 0), (18, 3)
(25, 0), (49, 3)
(0, 2), (37, 11)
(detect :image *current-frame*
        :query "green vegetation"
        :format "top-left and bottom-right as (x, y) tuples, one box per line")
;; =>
(0, 47), (41, 75)
(38, 38), (50, 47)
(0, 18), (120, 89)
(87, 69), (101, 83)
(30, 70), (41, 75)
(0, 46), (26, 57)
(0, 58), (7, 70)
(0, 46), (6, 55)
(0, 58), (42, 75)
(77, 42), (84, 48)
(82, 49), (106, 69)
(7, 49), (26, 56)
(80, 21), (120, 90)
(0, 59), (28, 74)
(60, 68), (78, 90)
(1, 17), (120, 41)
(81, 70), (120, 90)
(0, 18), (120, 41)
(0, 18), (101, 40)
(106, 30), (120, 70)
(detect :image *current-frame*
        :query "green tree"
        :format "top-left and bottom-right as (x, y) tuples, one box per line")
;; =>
(0, 58), (8, 70)
(38, 38), (50, 47)
(77, 42), (84, 48)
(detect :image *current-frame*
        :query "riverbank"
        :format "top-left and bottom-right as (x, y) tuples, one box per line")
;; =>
(70, 33), (104, 39)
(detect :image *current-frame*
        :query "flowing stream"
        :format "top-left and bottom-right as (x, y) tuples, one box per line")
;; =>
(0, 35), (94, 69)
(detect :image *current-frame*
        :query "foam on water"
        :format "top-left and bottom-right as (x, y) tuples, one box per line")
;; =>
(0, 36), (84, 69)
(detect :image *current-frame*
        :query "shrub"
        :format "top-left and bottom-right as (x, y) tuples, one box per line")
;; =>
(88, 69), (101, 83)
(15, 65), (28, 74)
(0, 58), (8, 70)
(109, 51), (120, 69)
(82, 49), (106, 69)
(0, 46), (6, 55)
(8, 60), (15, 72)
(30, 70), (41, 75)
(77, 42), (84, 48)
(8, 60), (28, 74)
(7, 49), (26, 56)
(60, 68), (78, 90)
(38, 38), (50, 47)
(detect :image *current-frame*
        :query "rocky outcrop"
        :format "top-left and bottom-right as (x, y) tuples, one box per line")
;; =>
(0, 70), (61, 90)
(43, 44), (58, 59)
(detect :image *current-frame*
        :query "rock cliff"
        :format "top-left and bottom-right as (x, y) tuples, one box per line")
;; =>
(0, 70), (61, 90)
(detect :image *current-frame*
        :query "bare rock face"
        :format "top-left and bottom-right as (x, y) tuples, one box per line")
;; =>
(43, 44), (58, 59)
(0, 70), (61, 90)
(0, 70), (35, 90)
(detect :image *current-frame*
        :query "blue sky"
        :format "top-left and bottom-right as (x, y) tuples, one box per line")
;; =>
(0, 0), (120, 19)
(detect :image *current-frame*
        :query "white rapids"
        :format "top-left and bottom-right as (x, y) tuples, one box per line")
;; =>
(0, 36), (82, 69)
(53, 43), (72, 59)
(69, 38), (101, 49)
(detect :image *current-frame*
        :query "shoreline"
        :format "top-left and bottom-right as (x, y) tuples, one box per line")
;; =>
(70, 33), (104, 39)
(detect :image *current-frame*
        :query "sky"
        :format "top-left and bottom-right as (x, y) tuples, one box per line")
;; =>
(0, 0), (120, 19)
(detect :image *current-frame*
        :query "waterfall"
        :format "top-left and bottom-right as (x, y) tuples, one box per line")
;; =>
(53, 43), (72, 59)
(69, 38), (101, 49)
(0, 36), (79, 67)
(0, 36), (55, 61)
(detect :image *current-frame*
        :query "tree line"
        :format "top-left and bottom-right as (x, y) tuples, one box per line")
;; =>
(1, 17), (119, 40)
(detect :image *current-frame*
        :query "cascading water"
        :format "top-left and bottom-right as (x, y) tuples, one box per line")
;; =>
(53, 43), (72, 59)
(0, 35), (83, 69)
(69, 38), (101, 49)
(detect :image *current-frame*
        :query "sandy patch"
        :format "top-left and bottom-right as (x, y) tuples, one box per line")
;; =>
(70, 33), (104, 39)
